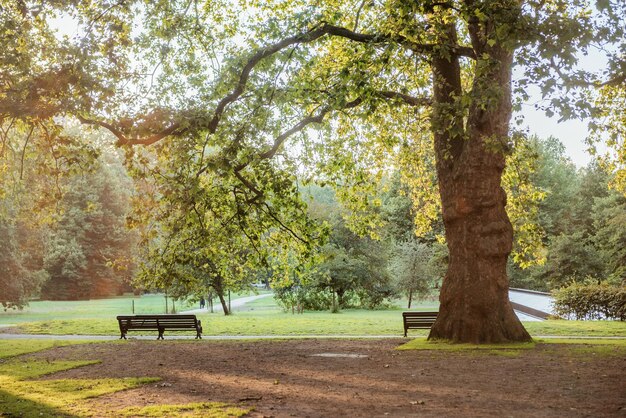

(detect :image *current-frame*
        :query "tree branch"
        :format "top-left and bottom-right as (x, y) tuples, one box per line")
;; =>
(378, 91), (432, 107)
(257, 91), (429, 161)
(261, 202), (309, 244)
(76, 115), (181, 146)
(77, 22), (464, 149)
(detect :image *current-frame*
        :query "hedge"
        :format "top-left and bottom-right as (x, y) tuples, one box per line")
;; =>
(552, 282), (626, 321)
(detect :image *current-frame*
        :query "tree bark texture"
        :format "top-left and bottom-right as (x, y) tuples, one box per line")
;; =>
(427, 22), (531, 343)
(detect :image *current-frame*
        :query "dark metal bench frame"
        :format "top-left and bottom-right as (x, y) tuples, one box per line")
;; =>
(116, 314), (202, 340)
(402, 311), (438, 337)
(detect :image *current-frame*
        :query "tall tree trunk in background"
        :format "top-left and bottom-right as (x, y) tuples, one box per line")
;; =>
(213, 277), (230, 315)
(217, 291), (229, 315)
(407, 289), (413, 309)
(427, 21), (531, 343)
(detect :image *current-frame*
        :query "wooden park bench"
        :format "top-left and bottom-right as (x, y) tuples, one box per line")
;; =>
(402, 311), (438, 337)
(116, 314), (202, 340)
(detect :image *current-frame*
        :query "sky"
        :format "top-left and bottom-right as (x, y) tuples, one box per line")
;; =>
(513, 49), (609, 168)
(517, 106), (594, 167)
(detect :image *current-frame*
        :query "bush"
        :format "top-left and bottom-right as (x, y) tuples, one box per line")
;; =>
(273, 286), (334, 313)
(552, 282), (625, 320)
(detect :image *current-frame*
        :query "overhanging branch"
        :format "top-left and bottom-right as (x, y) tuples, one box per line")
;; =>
(210, 23), (470, 134)
(77, 115), (182, 146)
(257, 91), (430, 161)
(78, 22), (467, 147)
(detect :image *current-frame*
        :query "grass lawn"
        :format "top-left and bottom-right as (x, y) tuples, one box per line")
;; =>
(2, 294), (625, 337)
(1, 297), (626, 337)
(13, 307), (433, 336)
(0, 291), (267, 325)
(523, 319), (626, 336)
(0, 339), (94, 359)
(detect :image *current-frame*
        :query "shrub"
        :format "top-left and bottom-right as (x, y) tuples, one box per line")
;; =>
(273, 285), (333, 313)
(552, 282), (625, 320)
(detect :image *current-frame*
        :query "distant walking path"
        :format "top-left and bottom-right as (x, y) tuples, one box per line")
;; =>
(180, 293), (273, 314)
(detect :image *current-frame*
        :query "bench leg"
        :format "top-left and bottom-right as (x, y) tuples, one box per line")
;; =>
(158, 328), (164, 340)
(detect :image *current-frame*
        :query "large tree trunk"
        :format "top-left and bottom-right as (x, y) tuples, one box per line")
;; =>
(427, 20), (531, 343)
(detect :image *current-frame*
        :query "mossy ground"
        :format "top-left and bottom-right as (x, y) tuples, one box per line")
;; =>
(397, 337), (626, 358)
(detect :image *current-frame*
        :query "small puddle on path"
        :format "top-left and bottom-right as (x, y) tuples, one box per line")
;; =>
(310, 353), (368, 358)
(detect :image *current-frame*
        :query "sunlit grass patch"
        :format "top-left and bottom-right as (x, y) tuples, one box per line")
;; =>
(118, 401), (250, 417)
(524, 320), (626, 337)
(0, 358), (159, 417)
(0, 359), (99, 379)
(537, 338), (626, 346)
(14, 308), (428, 336)
(0, 292), (268, 325)
(398, 337), (626, 359)
(397, 337), (536, 352)
(0, 339), (94, 359)
(17, 318), (119, 335)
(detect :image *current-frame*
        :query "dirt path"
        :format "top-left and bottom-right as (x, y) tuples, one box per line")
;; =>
(29, 339), (625, 417)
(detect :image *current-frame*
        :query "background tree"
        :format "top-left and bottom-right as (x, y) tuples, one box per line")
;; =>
(0, 116), (99, 306)
(592, 193), (626, 284)
(0, 210), (47, 310)
(40, 154), (137, 300)
(291, 184), (394, 311)
(130, 145), (321, 315)
(389, 241), (440, 309)
(507, 137), (625, 290)
(379, 174), (447, 308)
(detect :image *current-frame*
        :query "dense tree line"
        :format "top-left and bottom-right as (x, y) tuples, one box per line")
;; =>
(274, 180), (446, 312)
(509, 137), (626, 291)
(1, 127), (622, 311)
(0, 123), (138, 307)
(40, 155), (137, 300)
